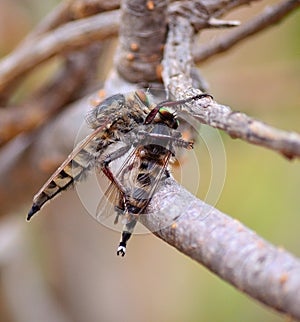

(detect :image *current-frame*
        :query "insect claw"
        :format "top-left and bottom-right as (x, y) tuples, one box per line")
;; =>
(117, 245), (126, 257)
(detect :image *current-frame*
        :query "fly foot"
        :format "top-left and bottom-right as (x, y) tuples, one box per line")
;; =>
(117, 245), (126, 257)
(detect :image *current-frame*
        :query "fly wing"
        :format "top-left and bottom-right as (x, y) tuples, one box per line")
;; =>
(27, 118), (111, 220)
(95, 173), (124, 225)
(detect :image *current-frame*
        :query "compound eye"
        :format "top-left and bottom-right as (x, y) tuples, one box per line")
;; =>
(159, 107), (179, 129)
(158, 107), (173, 118)
(135, 90), (150, 107)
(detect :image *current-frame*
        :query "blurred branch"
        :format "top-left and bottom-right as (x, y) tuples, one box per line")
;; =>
(140, 178), (300, 321)
(0, 45), (102, 147)
(1, 0), (296, 98)
(21, 1), (72, 42)
(0, 0), (120, 104)
(0, 10), (120, 93)
(0, 216), (72, 322)
(162, 9), (300, 160)
(22, 0), (120, 42)
(194, 0), (300, 63)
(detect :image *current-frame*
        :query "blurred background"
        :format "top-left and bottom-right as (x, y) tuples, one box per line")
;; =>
(0, 0), (299, 321)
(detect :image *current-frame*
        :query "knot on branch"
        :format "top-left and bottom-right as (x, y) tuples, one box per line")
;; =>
(168, 1), (210, 31)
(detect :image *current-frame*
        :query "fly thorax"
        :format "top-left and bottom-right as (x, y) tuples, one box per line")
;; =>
(152, 123), (171, 136)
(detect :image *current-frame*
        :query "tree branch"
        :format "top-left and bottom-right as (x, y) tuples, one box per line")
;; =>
(0, 45), (102, 147)
(140, 178), (300, 320)
(194, 0), (300, 63)
(162, 10), (300, 160)
(1, 0), (296, 97)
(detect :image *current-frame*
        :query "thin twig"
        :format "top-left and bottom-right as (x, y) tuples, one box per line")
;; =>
(21, 1), (72, 43)
(140, 178), (300, 321)
(0, 10), (120, 93)
(194, 0), (300, 63)
(22, 0), (120, 42)
(68, 0), (120, 19)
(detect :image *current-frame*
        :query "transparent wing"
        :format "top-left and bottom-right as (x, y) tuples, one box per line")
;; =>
(95, 171), (124, 224)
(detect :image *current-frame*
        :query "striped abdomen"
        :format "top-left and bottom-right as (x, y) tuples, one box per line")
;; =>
(27, 138), (99, 220)
(123, 148), (171, 215)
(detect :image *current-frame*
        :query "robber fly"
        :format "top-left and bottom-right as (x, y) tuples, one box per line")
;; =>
(27, 91), (154, 220)
(27, 90), (211, 255)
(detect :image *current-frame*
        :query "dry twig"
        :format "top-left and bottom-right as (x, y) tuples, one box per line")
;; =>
(0, 10), (120, 93)
(194, 0), (300, 63)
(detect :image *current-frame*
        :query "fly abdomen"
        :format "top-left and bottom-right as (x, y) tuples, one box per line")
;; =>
(27, 147), (94, 220)
(27, 169), (74, 220)
(137, 172), (153, 187)
(132, 187), (151, 205)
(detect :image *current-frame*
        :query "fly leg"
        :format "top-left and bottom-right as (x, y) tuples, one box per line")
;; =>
(113, 195), (126, 225)
(138, 131), (194, 150)
(101, 145), (137, 226)
(100, 145), (132, 194)
(117, 214), (138, 257)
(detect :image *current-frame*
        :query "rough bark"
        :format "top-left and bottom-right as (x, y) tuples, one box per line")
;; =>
(141, 178), (300, 320)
